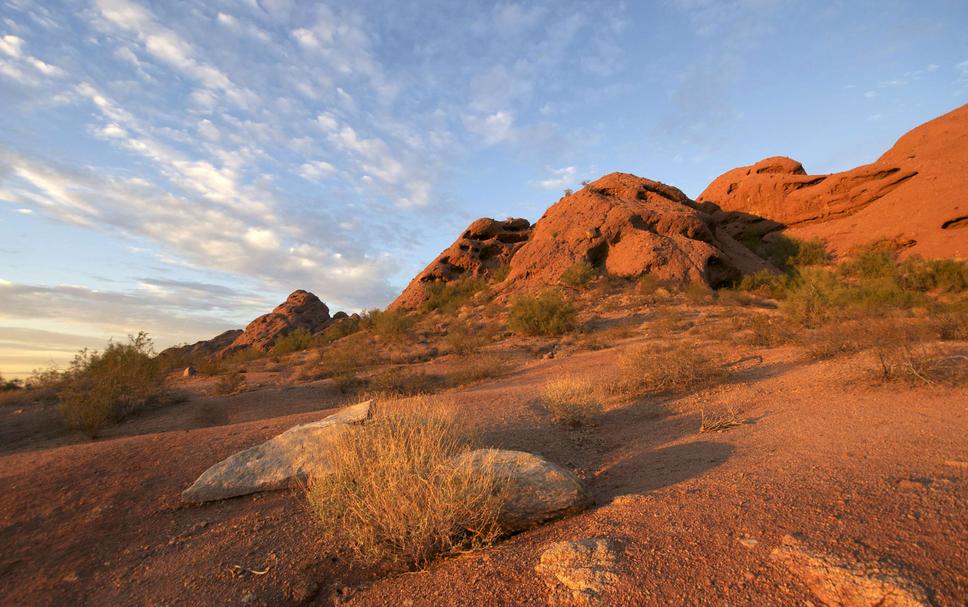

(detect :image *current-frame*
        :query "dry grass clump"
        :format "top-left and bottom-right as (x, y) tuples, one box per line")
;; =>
(447, 352), (513, 387)
(618, 343), (725, 394)
(305, 397), (507, 568)
(443, 321), (489, 355)
(699, 407), (743, 433)
(872, 338), (968, 387)
(540, 375), (603, 427)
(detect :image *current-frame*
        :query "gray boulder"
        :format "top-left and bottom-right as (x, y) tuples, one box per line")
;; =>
(451, 448), (592, 532)
(182, 400), (372, 503)
(535, 537), (622, 605)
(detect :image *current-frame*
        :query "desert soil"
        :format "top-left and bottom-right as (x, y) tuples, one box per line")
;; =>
(1, 339), (966, 606)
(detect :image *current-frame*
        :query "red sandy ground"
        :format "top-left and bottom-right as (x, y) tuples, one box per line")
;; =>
(1, 341), (966, 606)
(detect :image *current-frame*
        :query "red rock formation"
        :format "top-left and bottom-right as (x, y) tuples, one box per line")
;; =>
(504, 173), (770, 290)
(698, 103), (968, 259)
(218, 290), (332, 357)
(391, 217), (532, 309)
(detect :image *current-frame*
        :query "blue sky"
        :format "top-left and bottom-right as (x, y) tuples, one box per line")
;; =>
(0, 0), (966, 377)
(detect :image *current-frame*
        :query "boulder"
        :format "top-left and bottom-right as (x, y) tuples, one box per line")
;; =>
(699, 102), (968, 260)
(391, 217), (532, 309)
(219, 290), (333, 357)
(505, 173), (771, 290)
(451, 448), (592, 532)
(770, 534), (931, 607)
(535, 537), (623, 606)
(182, 400), (372, 503)
(182, 366), (197, 378)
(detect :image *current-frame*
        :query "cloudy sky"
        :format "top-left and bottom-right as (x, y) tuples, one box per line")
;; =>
(1, 0), (966, 377)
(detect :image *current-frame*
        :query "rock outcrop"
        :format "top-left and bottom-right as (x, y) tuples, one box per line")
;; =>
(450, 448), (593, 532)
(391, 217), (532, 309)
(219, 290), (333, 357)
(182, 400), (373, 503)
(536, 538), (623, 606)
(771, 535), (931, 607)
(699, 102), (968, 259)
(506, 173), (771, 290)
(158, 329), (243, 365)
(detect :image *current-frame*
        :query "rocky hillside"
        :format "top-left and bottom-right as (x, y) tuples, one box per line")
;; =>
(699, 102), (968, 259)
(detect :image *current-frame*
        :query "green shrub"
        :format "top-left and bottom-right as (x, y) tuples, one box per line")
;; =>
(361, 309), (416, 343)
(270, 328), (315, 354)
(559, 261), (599, 290)
(736, 269), (792, 298)
(57, 332), (165, 437)
(789, 239), (832, 268)
(489, 265), (511, 283)
(900, 258), (968, 293)
(839, 242), (900, 281)
(0, 371), (22, 392)
(508, 290), (577, 336)
(444, 322), (488, 355)
(423, 278), (487, 314)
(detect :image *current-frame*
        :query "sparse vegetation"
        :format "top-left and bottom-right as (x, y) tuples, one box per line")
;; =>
(619, 343), (725, 394)
(362, 308), (417, 343)
(57, 332), (166, 437)
(305, 397), (507, 568)
(446, 353), (512, 386)
(0, 371), (23, 392)
(214, 370), (245, 395)
(699, 407), (743, 433)
(269, 328), (315, 354)
(369, 368), (443, 396)
(540, 375), (603, 427)
(443, 322), (489, 356)
(508, 290), (577, 336)
(423, 278), (488, 314)
(559, 261), (599, 290)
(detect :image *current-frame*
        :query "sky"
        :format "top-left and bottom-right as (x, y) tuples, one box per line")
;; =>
(0, 0), (966, 378)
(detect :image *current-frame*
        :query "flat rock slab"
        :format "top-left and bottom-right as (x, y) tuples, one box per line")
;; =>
(451, 448), (592, 532)
(535, 537), (622, 606)
(770, 534), (931, 607)
(183, 400), (372, 503)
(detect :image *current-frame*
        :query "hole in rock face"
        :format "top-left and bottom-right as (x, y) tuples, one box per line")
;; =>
(941, 216), (968, 230)
(586, 241), (609, 268)
(478, 244), (502, 261)
(705, 255), (740, 289)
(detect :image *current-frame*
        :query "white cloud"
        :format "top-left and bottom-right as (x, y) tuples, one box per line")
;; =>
(0, 34), (24, 57)
(535, 166), (576, 189)
(244, 227), (280, 251)
(316, 112), (339, 131)
(464, 111), (515, 144)
(297, 160), (336, 181)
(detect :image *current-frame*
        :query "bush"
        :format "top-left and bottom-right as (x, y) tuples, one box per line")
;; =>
(423, 278), (487, 314)
(443, 322), (488, 355)
(871, 325), (968, 386)
(789, 239), (832, 268)
(305, 397), (506, 568)
(900, 258), (968, 293)
(559, 261), (599, 290)
(214, 371), (245, 395)
(0, 371), (23, 392)
(270, 328), (315, 355)
(932, 300), (968, 340)
(736, 269), (792, 299)
(619, 343), (725, 393)
(361, 309), (416, 343)
(57, 332), (165, 437)
(540, 376), (603, 427)
(681, 282), (714, 304)
(508, 290), (577, 336)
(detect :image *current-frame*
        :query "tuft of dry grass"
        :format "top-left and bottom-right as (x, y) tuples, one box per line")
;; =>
(699, 407), (743, 433)
(539, 375), (603, 427)
(368, 368), (443, 396)
(618, 343), (726, 394)
(873, 342), (968, 387)
(305, 396), (507, 568)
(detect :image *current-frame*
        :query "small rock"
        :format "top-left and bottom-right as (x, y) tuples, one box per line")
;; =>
(182, 366), (197, 378)
(535, 537), (622, 605)
(738, 537), (759, 549)
(770, 534), (930, 607)
(943, 459), (968, 469)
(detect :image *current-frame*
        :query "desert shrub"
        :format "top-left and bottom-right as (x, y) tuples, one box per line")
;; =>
(361, 309), (417, 343)
(618, 343), (725, 394)
(559, 261), (599, 290)
(317, 334), (383, 393)
(578, 322), (638, 350)
(508, 290), (577, 336)
(305, 397), (506, 568)
(443, 321), (488, 355)
(57, 332), (165, 437)
(932, 300), (968, 340)
(270, 328), (315, 354)
(447, 353), (512, 386)
(789, 239), (832, 268)
(489, 265), (511, 283)
(221, 347), (264, 367)
(781, 268), (850, 327)
(315, 316), (363, 346)
(214, 371), (245, 395)
(423, 278), (487, 314)
(839, 242), (900, 281)
(369, 368), (443, 396)
(0, 372), (22, 392)
(736, 269), (792, 299)
(871, 327), (968, 386)
(900, 258), (968, 293)
(540, 375), (603, 427)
